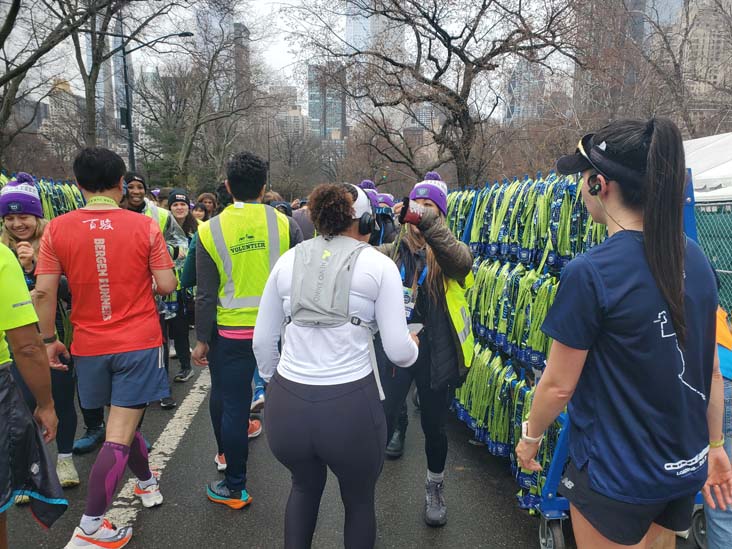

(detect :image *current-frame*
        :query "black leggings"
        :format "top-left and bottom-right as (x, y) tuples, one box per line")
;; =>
(380, 350), (451, 474)
(166, 310), (191, 370)
(265, 373), (387, 549)
(11, 363), (77, 455)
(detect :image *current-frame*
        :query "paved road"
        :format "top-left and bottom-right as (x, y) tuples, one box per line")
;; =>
(6, 363), (701, 549)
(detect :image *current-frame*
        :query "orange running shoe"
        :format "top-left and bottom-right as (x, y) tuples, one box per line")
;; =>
(64, 519), (132, 548)
(206, 480), (253, 510)
(248, 419), (262, 439)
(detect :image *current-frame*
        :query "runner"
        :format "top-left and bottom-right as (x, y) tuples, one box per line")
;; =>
(0, 240), (66, 549)
(370, 192), (398, 245)
(193, 151), (302, 507)
(0, 174), (80, 489)
(34, 147), (177, 549)
(191, 202), (209, 222)
(292, 197), (315, 240)
(516, 118), (732, 548)
(196, 192), (218, 218)
(166, 189), (197, 384)
(253, 183), (419, 548)
(706, 304), (732, 548)
(376, 177), (474, 527)
(125, 172), (188, 409)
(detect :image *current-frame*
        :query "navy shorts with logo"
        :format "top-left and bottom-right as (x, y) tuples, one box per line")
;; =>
(74, 346), (170, 408)
(560, 460), (695, 545)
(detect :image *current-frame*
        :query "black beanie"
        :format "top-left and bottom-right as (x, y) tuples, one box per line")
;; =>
(168, 188), (190, 207)
(124, 172), (147, 191)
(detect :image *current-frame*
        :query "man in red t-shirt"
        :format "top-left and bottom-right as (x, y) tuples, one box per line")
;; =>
(35, 148), (177, 549)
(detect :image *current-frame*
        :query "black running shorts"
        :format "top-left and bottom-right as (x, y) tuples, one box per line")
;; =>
(560, 460), (695, 545)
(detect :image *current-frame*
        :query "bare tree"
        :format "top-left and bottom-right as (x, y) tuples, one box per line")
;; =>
(0, 0), (119, 165)
(286, 0), (579, 186)
(624, 0), (732, 137)
(61, 0), (194, 148)
(135, 3), (273, 185)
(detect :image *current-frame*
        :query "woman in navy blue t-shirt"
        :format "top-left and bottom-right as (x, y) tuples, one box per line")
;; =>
(516, 117), (732, 547)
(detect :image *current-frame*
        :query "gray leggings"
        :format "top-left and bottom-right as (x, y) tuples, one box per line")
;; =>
(265, 372), (387, 549)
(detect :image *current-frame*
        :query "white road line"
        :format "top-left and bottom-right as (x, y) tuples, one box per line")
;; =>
(106, 369), (211, 526)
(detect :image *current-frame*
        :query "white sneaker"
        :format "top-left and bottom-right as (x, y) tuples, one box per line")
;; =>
(65, 519), (132, 548)
(57, 456), (80, 488)
(134, 476), (163, 508)
(169, 343), (177, 359)
(214, 453), (227, 471)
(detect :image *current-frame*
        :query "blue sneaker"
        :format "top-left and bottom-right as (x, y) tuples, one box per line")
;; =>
(250, 389), (265, 412)
(206, 480), (252, 510)
(72, 425), (105, 454)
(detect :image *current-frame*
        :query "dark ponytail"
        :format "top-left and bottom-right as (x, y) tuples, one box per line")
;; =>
(643, 118), (687, 348)
(593, 117), (687, 347)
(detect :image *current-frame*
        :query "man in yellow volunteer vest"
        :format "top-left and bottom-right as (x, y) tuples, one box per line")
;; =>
(193, 151), (302, 509)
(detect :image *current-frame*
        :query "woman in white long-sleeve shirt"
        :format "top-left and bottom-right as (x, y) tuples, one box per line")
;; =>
(253, 183), (419, 549)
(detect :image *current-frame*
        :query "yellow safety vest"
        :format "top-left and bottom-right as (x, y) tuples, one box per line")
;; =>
(198, 203), (290, 326)
(445, 272), (475, 369)
(145, 202), (169, 233)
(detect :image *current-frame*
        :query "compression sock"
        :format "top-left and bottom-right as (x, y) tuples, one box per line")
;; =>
(127, 431), (153, 482)
(79, 514), (104, 535)
(427, 470), (444, 483)
(84, 441), (130, 518)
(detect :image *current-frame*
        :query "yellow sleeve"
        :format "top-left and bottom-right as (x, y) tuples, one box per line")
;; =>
(0, 243), (38, 332)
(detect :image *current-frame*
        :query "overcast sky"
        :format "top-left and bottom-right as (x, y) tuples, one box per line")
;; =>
(249, 0), (296, 75)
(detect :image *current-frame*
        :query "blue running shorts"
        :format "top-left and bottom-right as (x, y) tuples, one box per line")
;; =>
(74, 346), (170, 408)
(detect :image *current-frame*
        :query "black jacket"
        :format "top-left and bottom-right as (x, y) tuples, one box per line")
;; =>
(377, 211), (473, 389)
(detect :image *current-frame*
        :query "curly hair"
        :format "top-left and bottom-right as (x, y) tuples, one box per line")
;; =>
(308, 183), (355, 236)
(226, 151), (268, 201)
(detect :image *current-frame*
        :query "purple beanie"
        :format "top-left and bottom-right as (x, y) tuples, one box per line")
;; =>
(376, 193), (395, 208)
(363, 188), (380, 210)
(0, 172), (44, 218)
(358, 179), (377, 190)
(424, 171), (442, 181)
(409, 179), (448, 216)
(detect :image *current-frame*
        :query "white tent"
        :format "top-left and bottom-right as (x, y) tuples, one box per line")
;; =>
(684, 132), (732, 191)
(694, 186), (732, 203)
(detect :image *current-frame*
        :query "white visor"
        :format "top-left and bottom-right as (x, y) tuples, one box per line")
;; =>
(349, 184), (372, 219)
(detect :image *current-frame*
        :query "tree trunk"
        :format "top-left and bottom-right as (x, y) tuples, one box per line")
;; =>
(84, 85), (98, 147)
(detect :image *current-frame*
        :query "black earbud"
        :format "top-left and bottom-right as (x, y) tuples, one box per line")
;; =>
(588, 174), (602, 196)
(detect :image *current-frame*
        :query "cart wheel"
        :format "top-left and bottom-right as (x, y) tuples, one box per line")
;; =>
(539, 518), (566, 549)
(691, 508), (707, 549)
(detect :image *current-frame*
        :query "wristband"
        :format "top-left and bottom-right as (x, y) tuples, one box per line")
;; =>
(710, 438), (725, 449)
(42, 334), (58, 345)
(521, 421), (543, 444)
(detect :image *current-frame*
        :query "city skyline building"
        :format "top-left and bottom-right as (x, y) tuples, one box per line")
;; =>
(505, 59), (546, 124)
(307, 64), (348, 141)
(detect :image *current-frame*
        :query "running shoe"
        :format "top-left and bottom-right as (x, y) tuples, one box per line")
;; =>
(73, 425), (105, 454)
(160, 396), (177, 409)
(250, 389), (265, 412)
(134, 476), (164, 508)
(64, 519), (132, 548)
(174, 367), (193, 383)
(169, 342), (177, 359)
(214, 453), (227, 471)
(206, 480), (252, 510)
(248, 419), (262, 439)
(57, 456), (80, 488)
(14, 493), (30, 505)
